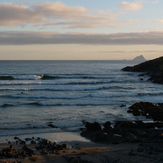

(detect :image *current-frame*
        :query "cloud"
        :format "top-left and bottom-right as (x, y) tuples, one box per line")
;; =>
(34, 1), (90, 19)
(0, 2), (139, 29)
(41, 17), (122, 29)
(1, 31), (163, 45)
(0, 2), (122, 28)
(150, 19), (163, 23)
(0, 3), (44, 26)
(37, 7), (121, 29)
(119, 1), (143, 11)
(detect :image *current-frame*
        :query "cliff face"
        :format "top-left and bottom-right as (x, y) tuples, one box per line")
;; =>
(122, 56), (163, 84)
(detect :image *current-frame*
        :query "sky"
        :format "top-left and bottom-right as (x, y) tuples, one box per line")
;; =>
(0, 0), (163, 60)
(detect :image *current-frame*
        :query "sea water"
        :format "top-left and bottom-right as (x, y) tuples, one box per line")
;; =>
(0, 60), (162, 137)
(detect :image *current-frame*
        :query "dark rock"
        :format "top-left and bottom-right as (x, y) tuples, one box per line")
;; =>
(47, 123), (58, 128)
(79, 127), (85, 131)
(0, 137), (70, 159)
(122, 56), (163, 84)
(33, 126), (37, 128)
(144, 122), (163, 129)
(14, 136), (20, 140)
(135, 121), (145, 128)
(128, 102), (163, 121)
(127, 134), (141, 143)
(22, 145), (35, 156)
(1, 145), (19, 158)
(85, 122), (101, 131)
(19, 141), (26, 145)
(127, 109), (133, 113)
(103, 121), (112, 130)
(31, 140), (36, 144)
(62, 144), (68, 149)
(56, 144), (63, 150)
(81, 127), (130, 144)
(7, 141), (11, 144)
(114, 121), (137, 129)
(25, 138), (31, 142)
(35, 144), (44, 150)
(120, 104), (126, 107)
(82, 120), (86, 125)
(21, 150), (27, 157)
(41, 150), (49, 155)
(36, 137), (41, 141)
(14, 154), (21, 158)
(81, 130), (97, 141)
(81, 119), (163, 144)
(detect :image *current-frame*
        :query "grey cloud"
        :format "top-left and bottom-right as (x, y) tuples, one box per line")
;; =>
(1, 31), (163, 45)
(43, 19), (121, 29)
(0, 3), (44, 26)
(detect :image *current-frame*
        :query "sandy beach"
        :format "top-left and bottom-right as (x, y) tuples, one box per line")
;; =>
(0, 132), (161, 163)
(0, 140), (142, 163)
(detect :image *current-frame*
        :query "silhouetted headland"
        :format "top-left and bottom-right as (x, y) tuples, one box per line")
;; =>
(122, 56), (163, 84)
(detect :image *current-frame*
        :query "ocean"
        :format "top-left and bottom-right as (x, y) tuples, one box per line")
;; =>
(0, 60), (162, 138)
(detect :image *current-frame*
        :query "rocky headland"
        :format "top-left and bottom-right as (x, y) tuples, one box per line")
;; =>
(122, 56), (163, 84)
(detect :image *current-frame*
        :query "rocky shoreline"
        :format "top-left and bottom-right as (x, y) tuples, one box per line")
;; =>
(122, 56), (163, 84)
(81, 119), (163, 144)
(1, 101), (163, 162)
(81, 101), (163, 142)
(79, 101), (163, 162)
(0, 137), (69, 160)
(0, 136), (126, 163)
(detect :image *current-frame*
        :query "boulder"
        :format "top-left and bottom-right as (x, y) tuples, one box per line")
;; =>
(128, 102), (163, 121)
(120, 104), (126, 107)
(114, 121), (137, 129)
(85, 122), (101, 131)
(47, 123), (58, 128)
(103, 121), (112, 130)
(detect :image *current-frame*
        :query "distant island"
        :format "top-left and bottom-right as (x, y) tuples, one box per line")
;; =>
(122, 56), (163, 84)
(133, 55), (146, 61)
